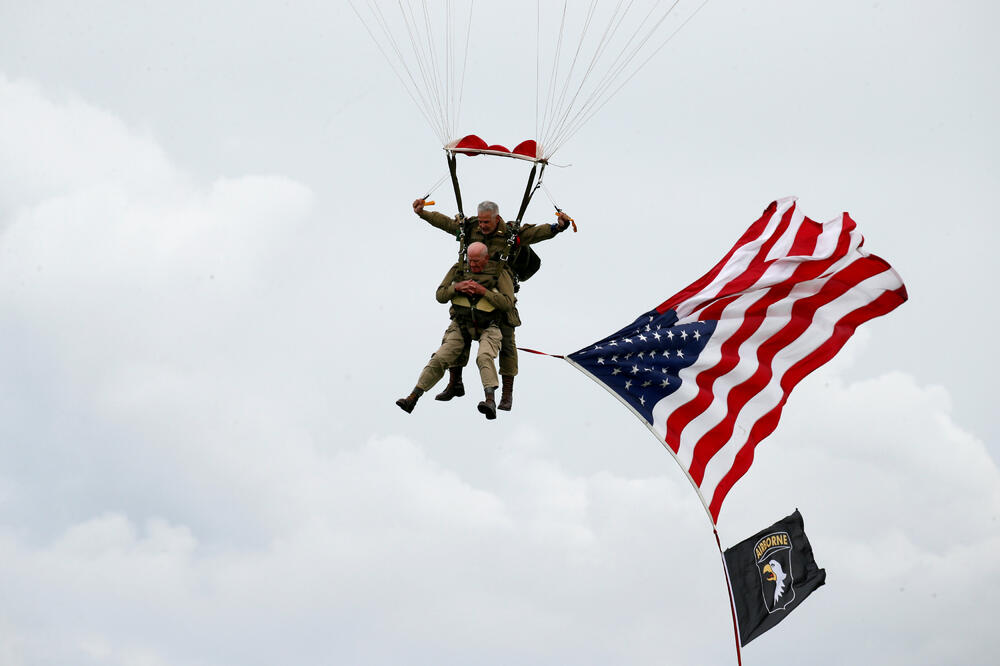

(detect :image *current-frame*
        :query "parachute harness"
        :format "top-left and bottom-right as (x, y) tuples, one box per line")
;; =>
(444, 147), (559, 295)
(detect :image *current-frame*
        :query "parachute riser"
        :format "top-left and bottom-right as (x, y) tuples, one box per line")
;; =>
(500, 161), (548, 293)
(514, 161), (547, 225)
(447, 151), (470, 271)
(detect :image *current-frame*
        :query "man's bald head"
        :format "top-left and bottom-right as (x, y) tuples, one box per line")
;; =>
(467, 242), (489, 272)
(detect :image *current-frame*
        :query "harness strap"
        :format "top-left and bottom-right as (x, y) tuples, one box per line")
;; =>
(514, 162), (541, 223)
(447, 152), (464, 218)
(447, 152), (470, 270)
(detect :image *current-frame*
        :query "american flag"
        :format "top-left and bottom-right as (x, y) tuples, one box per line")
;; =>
(567, 198), (907, 523)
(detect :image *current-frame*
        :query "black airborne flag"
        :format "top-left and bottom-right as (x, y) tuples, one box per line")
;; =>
(723, 509), (826, 646)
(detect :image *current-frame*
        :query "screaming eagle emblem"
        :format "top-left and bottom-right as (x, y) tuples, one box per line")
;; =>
(754, 531), (796, 613)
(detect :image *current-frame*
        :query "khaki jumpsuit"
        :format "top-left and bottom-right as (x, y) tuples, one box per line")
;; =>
(415, 261), (515, 392)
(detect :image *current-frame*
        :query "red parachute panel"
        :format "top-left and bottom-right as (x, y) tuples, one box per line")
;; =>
(450, 135), (542, 162)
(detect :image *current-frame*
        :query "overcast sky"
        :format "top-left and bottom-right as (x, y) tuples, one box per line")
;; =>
(1, 1), (998, 665)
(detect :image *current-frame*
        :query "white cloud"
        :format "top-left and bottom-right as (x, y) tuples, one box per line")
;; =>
(720, 364), (1000, 665)
(0, 76), (178, 218)
(3, 370), (995, 665)
(0, 66), (997, 666)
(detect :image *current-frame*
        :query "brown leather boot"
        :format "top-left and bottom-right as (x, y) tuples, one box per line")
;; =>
(395, 387), (424, 413)
(477, 387), (497, 420)
(498, 375), (514, 411)
(435, 367), (465, 401)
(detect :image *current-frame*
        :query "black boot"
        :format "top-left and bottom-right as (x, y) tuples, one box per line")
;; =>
(435, 367), (466, 401)
(498, 375), (514, 411)
(477, 387), (497, 420)
(396, 387), (424, 413)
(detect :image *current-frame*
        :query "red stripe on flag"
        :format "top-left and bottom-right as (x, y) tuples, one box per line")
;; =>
(687, 257), (896, 485)
(688, 212), (853, 322)
(705, 285), (909, 521)
(656, 201), (780, 314)
(788, 214), (825, 257)
(695, 292), (742, 324)
(703, 203), (797, 302)
(666, 221), (857, 469)
(666, 285), (794, 471)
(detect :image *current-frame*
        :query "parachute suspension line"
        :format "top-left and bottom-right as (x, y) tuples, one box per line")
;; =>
(549, 0), (709, 156)
(544, 0), (600, 150)
(536, 0), (652, 154)
(456, 0), (474, 136)
(355, 1), (707, 159)
(445, 0), (461, 138)
(445, 0), (452, 136)
(548, 2), (677, 154)
(417, 0), (450, 140)
(538, 1), (569, 155)
(539, 0), (633, 154)
(530, 0), (709, 160)
(545, 0), (681, 156)
(351, 1), (479, 146)
(382, 0), (449, 143)
(349, 0), (447, 145)
(535, 0), (541, 145)
(422, 172), (449, 200)
(547, 0), (709, 157)
(397, 1), (447, 142)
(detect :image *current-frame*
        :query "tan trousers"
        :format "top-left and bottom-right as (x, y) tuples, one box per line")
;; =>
(450, 321), (518, 377)
(417, 321), (503, 391)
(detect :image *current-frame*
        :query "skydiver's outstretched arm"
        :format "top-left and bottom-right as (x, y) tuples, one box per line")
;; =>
(516, 211), (573, 245)
(413, 199), (461, 235)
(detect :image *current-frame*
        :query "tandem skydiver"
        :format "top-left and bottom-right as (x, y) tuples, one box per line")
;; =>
(411, 198), (573, 411)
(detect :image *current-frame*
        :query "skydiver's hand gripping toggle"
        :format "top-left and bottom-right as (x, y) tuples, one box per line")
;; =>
(412, 198), (435, 214)
(556, 210), (577, 233)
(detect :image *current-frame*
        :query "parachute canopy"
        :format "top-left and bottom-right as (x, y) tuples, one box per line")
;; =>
(448, 135), (540, 161)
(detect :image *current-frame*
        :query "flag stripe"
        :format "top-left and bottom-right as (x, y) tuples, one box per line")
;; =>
(695, 266), (904, 506)
(659, 199), (794, 317)
(706, 284), (908, 520)
(701, 204), (798, 307)
(687, 257), (894, 484)
(688, 211), (859, 323)
(664, 217), (859, 467)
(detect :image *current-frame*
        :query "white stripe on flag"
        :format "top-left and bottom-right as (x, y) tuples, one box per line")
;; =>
(696, 267), (904, 503)
(674, 198), (796, 319)
(763, 202), (805, 262)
